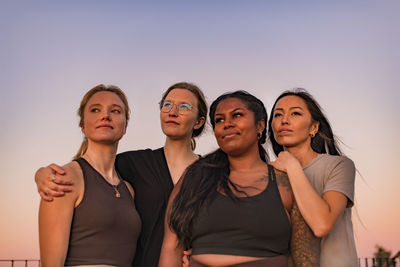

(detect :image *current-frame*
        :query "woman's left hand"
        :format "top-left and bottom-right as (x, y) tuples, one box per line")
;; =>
(269, 151), (301, 173)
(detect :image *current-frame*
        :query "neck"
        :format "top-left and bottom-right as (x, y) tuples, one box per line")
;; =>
(285, 142), (317, 166)
(163, 136), (197, 163)
(82, 141), (118, 179)
(228, 145), (265, 173)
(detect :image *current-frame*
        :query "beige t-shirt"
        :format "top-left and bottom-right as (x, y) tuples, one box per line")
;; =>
(303, 154), (358, 267)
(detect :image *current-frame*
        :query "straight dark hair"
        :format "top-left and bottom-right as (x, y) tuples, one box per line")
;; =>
(169, 90), (269, 248)
(268, 88), (342, 156)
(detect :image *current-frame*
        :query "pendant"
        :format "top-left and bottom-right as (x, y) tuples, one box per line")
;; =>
(113, 186), (121, 198)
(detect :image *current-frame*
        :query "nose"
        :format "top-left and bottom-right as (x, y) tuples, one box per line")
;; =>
(168, 104), (179, 116)
(281, 114), (289, 124)
(101, 111), (111, 121)
(223, 117), (234, 129)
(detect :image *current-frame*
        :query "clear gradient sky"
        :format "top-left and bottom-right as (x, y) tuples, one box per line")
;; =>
(0, 0), (399, 260)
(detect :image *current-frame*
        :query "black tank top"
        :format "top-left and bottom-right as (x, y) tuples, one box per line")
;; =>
(191, 165), (291, 257)
(64, 158), (141, 267)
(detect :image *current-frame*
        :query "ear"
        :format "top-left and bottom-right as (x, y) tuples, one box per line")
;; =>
(123, 117), (129, 135)
(122, 123), (127, 135)
(310, 121), (320, 136)
(256, 120), (265, 134)
(193, 116), (206, 130)
(81, 125), (86, 135)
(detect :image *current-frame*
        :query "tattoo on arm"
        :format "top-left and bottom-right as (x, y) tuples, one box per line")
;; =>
(275, 172), (292, 193)
(290, 200), (321, 267)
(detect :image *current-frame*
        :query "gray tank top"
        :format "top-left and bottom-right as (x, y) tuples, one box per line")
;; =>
(64, 158), (141, 267)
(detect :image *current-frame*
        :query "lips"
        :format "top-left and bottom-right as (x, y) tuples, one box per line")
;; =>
(278, 128), (292, 134)
(165, 120), (179, 125)
(222, 131), (239, 139)
(96, 124), (114, 129)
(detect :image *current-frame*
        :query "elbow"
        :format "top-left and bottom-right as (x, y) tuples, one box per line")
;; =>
(311, 223), (333, 238)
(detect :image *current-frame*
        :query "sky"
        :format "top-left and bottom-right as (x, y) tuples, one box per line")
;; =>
(0, 0), (399, 262)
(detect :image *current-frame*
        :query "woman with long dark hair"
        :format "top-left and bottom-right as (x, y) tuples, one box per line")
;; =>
(268, 89), (357, 266)
(36, 82), (207, 267)
(159, 91), (319, 267)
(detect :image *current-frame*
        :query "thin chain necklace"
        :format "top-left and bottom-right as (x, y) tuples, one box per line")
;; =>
(82, 155), (121, 198)
(112, 185), (121, 198)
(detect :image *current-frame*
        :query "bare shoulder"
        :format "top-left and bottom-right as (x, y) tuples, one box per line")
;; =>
(62, 161), (83, 184)
(41, 161), (83, 206)
(124, 181), (135, 198)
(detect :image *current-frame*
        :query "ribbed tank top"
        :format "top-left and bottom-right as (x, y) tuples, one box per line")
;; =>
(191, 165), (291, 257)
(64, 158), (141, 267)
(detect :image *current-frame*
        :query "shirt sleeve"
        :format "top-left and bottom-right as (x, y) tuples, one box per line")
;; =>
(323, 156), (356, 207)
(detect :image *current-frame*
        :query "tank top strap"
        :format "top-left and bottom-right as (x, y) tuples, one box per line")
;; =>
(74, 157), (94, 170)
(74, 157), (89, 180)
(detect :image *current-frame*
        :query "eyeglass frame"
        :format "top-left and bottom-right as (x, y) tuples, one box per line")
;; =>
(158, 99), (197, 115)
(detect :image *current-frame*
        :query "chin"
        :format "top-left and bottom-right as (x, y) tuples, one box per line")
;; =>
(163, 129), (188, 140)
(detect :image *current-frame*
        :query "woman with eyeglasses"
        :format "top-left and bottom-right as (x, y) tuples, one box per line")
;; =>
(35, 82), (207, 267)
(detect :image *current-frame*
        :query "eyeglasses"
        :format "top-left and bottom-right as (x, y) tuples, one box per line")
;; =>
(159, 100), (195, 115)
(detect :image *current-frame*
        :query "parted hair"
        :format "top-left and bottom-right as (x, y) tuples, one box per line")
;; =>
(268, 88), (342, 156)
(161, 82), (207, 150)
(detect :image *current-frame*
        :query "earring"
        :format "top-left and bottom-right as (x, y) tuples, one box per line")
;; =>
(310, 132), (315, 138)
(257, 132), (261, 139)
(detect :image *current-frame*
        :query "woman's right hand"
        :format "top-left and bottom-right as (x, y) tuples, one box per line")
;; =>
(35, 164), (73, 201)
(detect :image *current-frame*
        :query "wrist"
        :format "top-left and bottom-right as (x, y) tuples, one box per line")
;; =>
(286, 162), (302, 176)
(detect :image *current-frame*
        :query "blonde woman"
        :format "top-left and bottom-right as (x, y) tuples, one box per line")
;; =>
(39, 85), (141, 267)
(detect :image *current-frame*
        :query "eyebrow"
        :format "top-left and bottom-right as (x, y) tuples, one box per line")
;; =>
(88, 103), (123, 109)
(164, 100), (192, 105)
(215, 107), (244, 116)
(274, 106), (304, 111)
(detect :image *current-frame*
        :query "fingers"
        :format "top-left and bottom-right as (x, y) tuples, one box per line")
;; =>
(183, 248), (192, 256)
(47, 178), (73, 194)
(48, 163), (66, 175)
(182, 249), (191, 266)
(51, 174), (73, 186)
(39, 191), (54, 202)
(41, 183), (68, 198)
(269, 161), (276, 167)
(38, 173), (73, 198)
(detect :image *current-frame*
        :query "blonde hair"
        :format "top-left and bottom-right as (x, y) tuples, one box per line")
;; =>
(73, 84), (130, 160)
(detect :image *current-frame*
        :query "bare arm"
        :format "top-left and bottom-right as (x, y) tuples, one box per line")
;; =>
(38, 162), (82, 267)
(271, 151), (351, 237)
(276, 171), (320, 266)
(35, 164), (73, 201)
(290, 200), (320, 266)
(158, 179), (185, 267)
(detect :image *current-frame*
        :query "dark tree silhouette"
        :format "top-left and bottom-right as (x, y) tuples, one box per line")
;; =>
(373, 245), (396, 267)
